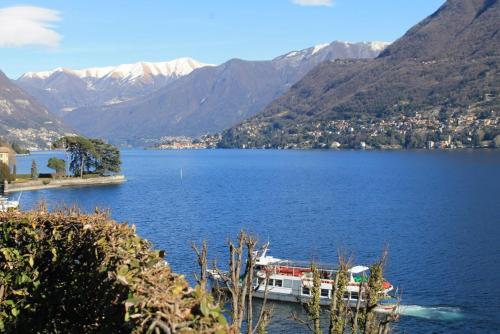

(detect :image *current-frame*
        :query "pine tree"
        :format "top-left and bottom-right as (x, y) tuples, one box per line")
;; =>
(11, 165), (16, 182)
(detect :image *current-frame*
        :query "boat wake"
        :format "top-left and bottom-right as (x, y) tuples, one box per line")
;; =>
(398, 305), (464, 321)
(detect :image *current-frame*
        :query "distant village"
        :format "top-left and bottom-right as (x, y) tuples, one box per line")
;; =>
(153, 135), (221, 150)
(217, 103), (500, 150)
(3, 126), (70, 151)
(153, 107), (499, 150)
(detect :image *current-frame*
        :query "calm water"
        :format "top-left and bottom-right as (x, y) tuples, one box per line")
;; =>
(13, 150), (500, 333)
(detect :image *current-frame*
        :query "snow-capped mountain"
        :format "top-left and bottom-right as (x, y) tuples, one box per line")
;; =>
(62, 40), (389, 144)
(273, 41), (390, 67)
(16, 58), (211, 115)
(20, 57), (209, 82)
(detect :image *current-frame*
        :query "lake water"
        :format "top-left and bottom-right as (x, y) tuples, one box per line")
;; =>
(12, 149), (500, 333)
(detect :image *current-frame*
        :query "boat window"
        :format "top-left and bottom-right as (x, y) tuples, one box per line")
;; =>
(302, 287), (310, 295)
(283, 279), (293, 288)
(353, 274), (368, 283)
(343, 292), (350, 300)
(268, 279), (274, 286)
(351, 291), (359, 300)
(275, 279), (283, 287)
(321, 289), (329, 297)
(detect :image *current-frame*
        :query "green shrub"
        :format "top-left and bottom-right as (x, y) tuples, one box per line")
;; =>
(0, 210), (228, 333)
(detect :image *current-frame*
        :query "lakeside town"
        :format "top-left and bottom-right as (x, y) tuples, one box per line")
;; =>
(152, 107), (499, 150)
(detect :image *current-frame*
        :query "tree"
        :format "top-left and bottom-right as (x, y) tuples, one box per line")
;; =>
(329, 255), (349, 334)
(59, 136), (98, 177)
(31, 160), (38, 179)
(10, 141), (29, 154)
(0, 162), (10, 183)
(47, 157), (66, 177)
(204, 231), (272, 334)
(363, 250), (388, 334)
(308, 263), (322, 334)
(57, 136), (121, 177)
(91, 139), (121, 175)
(10, 164), (16, 182)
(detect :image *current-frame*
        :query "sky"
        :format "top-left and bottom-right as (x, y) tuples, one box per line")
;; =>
(0, 0), (445, 78)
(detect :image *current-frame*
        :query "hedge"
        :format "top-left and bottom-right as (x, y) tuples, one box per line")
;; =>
(0, 209), (229, 333)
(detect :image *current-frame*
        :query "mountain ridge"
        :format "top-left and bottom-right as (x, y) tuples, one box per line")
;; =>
(60, 40), (389, 145)
(16, 57), (212, 116)
(19, 57), (212, 82)
(0, 70), (71, 149)
(219, 0), (499, 149)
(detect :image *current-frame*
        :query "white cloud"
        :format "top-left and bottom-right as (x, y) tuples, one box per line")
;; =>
(0, 6), (61, 48)
(292, 0), (334, 7)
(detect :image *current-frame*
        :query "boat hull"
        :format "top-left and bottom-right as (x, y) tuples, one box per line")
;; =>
(251, 289), (398, 313)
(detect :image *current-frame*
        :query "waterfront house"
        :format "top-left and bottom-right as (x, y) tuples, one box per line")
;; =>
(0, 147), (14, 166)
(0, 146), (16, 180)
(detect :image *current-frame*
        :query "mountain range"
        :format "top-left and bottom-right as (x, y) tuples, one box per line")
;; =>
(16, 41), (388, 145)
(220, 0), (499, 149)
(0, 70), (70, 149)
(4, 0), (495, 150)
(17, 58), (211, 117)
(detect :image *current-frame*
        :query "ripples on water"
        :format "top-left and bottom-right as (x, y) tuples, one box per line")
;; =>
(13, 149), (500, 333)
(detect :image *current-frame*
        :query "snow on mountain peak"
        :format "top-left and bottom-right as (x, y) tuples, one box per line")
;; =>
(277, 41), (391, 63)
(19, 57), (212, 82)
(311, 43), (329, 55)
(106, 57), (210, 81)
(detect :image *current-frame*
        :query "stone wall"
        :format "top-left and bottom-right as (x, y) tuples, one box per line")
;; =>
(4, 175), (126, 193)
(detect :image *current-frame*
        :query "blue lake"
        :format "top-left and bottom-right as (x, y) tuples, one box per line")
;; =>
(12, 149), (500, 333)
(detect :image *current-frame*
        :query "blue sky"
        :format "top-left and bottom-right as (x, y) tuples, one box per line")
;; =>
(0, 0), (445, 78)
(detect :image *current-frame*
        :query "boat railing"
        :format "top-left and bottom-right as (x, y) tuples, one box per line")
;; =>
(261, 263), (338, 280)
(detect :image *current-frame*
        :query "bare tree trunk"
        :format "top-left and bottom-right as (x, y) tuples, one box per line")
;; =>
(308, 263), (323, 334)
(229, 232), (246, 331)
(351, 276), (364, 334)
(257, 307), (272, 334)
(80, 155), (84, 178)
(331, 255), (349, 334)
(383, 321), (391, 334)
(245, 236), (257, 334)
(206, 231), (271, 334)
(254, 272), (272, 334)
(192, 241), (208, 290)
(363, 250), (388, 334)
(328, 271), (339, 334)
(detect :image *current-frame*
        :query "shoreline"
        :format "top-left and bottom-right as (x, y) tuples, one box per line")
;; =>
(3, 175), (126, 193)
(145, 147), (499, 151)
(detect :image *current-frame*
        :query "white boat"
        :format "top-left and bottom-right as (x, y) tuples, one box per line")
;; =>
(208, 245), (398, 313)
(0, 193), (21, 211)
